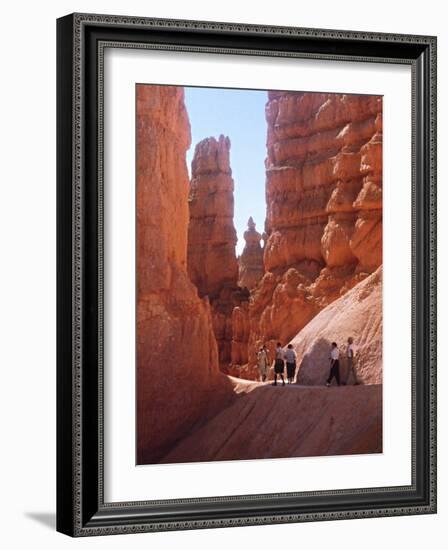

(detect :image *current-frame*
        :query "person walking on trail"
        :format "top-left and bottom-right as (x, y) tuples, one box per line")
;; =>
(345, 336), (360, 385)
(273, 342), (285, 386)
(326, 342), (341, 387)
(284, 344), (297, 384)
(256, 345), (270, 382)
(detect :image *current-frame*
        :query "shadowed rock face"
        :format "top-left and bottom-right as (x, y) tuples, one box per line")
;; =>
(245, 92), (383, 369)
(136, 86), (233, 464)
(292, 267), (382, 385)
(209, 285), (250, 371)
(238, 217), (264, 291)
(187, 135), (248, 371)
(230, 301), (250, 367)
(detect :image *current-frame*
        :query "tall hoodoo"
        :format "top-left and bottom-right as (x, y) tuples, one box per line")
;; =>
(187, 135), (238, 298)
(187, 135), (246, 370)
(238, 217), (264, 291)
(136, 86), (231, 463)
(247, 91), (383, 368)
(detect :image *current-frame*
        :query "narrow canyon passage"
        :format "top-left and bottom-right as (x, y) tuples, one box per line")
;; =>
(184, 88), (383, 383)
(136, 84), (383, 465)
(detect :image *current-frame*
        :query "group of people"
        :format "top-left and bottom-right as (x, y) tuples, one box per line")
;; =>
(256, 343), (297, 386)
(256, 337), (359, 387)
(326, 337), (359, 386)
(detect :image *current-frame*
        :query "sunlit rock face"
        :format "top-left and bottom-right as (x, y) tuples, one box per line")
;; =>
(246, 91), (382, 369)
(238, 217), (264, 291)
(292, 267), (383, 386)
(136, 86), (233, 464)
(187, 135), (248, 371)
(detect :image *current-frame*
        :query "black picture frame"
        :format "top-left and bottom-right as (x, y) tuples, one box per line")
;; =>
(57, 13), (437, 537)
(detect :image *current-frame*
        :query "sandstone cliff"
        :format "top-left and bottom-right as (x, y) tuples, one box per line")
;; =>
(136, 86), (233, 464)
(292, 266), (382, 386)
(187, 135), (247, 370)
(246, 92), (383, 368)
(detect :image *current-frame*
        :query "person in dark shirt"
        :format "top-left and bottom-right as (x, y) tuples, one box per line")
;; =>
(326, 342), (341, 387)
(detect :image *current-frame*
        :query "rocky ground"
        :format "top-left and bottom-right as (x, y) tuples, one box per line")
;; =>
(159, 378), (382, 464)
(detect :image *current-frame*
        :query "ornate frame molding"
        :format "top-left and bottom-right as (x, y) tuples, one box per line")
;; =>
(57, 12), (437, 537)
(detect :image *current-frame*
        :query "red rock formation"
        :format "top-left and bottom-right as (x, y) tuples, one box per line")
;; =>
(187, 135), (247, 370)
(238, 217), (264, 290)
(136, 86), (233, 464)
(292, 266), (382, 385)
(160, 382), (382, 463)
(247, 92), (383, 368)
(187, 135), (238, 298)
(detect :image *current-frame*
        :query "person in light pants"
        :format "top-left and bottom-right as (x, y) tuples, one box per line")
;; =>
(256, 345), (270, 382)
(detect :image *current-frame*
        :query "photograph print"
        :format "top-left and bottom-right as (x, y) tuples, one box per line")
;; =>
(136, 83), (383, 466)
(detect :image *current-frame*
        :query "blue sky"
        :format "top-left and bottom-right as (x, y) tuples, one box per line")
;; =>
(185, 87), (268, 255)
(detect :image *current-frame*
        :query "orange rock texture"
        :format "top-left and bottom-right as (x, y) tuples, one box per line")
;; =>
(238, 217), (264, 290)
(292, 267), (382, 385)
(243, 92), (383, 370)
(187, 135), (248, 370)
(136, 86), (233, 464)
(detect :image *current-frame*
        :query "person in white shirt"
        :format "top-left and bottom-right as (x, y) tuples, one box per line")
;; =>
(326, 342), (341, 386)
(284, 344), (297, 384)
(345, 336), (360, 385)
(273, 342), (285, 386)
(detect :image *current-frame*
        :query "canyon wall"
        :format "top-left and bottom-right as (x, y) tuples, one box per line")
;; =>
(136, 86), (232, 464)
(187, 135), (248, 370)
(244, 91), (383, 368)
